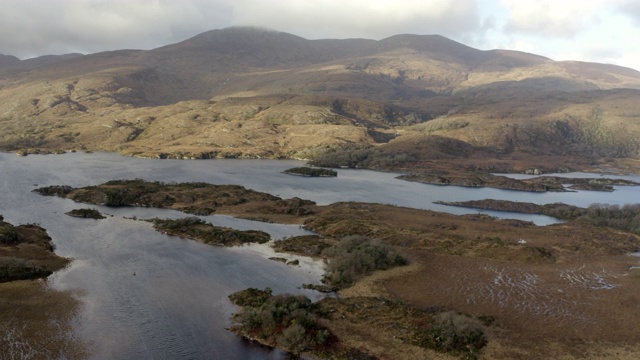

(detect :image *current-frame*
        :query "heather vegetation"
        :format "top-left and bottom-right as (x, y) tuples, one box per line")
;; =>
(272, 235), (332, 257)
(65, 208), (105, 219)
(493, 110), (640, 158)
(440, 200), (640, 235)
(423, 311), (488, 358)
(228, 288), (332, 355)
(228, 288), (488, 358)
(577, 203), (640, 233)
(0, 215), (69, 282)
(282, 167), (337, 177)
(411, 118), (470, 133)
(308, 143), (416, 168)
(321, 235), (407, 289)
(33, 185), (73, 197)
(151, 217), (270, 246)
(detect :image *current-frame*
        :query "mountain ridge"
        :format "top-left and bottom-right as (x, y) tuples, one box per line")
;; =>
(1, 27), (639, 173)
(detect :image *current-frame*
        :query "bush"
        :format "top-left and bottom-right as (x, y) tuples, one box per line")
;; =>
(229, 289), (332, 354)
(0, 223), (18, 245)
(577, 203), (640, 234)
(428, 311), (487, 357)
(228, 288), (272, 307)
(322, 236), (407, 288)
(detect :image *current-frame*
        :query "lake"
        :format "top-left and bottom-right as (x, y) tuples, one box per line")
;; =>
(1, 152), (638, 359)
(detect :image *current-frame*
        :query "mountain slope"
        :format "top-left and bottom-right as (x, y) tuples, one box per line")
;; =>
(1, 27), (639, 171)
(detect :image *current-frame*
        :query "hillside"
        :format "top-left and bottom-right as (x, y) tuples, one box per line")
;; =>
(1, 27), (639, 173)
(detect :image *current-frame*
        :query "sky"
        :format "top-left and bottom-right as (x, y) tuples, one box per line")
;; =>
(1, 0), (639, 71)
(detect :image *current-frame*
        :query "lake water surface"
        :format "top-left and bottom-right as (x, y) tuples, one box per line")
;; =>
(1, 152), (638, 359)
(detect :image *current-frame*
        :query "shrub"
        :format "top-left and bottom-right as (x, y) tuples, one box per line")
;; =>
(322, 235), (407, 288)
(0, 223), (18, 245)
(308, 143), (417, 169)
(229, 290), (332, 354)
(228, 288), (272, 307)
(576, 203), (640, 234)
(428, 311), (487, 357)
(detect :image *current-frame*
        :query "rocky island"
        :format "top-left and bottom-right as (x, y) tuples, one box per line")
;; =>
(65, 208), (106, 219)
(283, 167), (338, 177)
(151, 217), (271, 247)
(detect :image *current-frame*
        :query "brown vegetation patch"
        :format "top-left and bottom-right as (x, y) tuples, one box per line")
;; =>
(272, 235), (334, 258)
(0, 280), (86, 359)
(152, 217), (271, 247)
(305, 202), (640, 262)
(0, 216), (69, 282)
(381, 251), (640, 359)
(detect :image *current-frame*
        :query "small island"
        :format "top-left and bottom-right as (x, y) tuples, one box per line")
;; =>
(283, 167), (337, 177)
(398, 172), (640, 192)
(65, 208), (106, 219)
(151, 217), (271, 247)
(34, 179), (317, 223)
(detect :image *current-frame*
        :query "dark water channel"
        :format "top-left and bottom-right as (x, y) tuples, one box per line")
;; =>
(1, 152), (638, 359)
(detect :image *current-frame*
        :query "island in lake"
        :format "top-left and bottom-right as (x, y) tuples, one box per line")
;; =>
(283, 167), (338, 177)
(65, 208), (106, 219)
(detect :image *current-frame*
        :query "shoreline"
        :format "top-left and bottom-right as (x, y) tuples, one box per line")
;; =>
(226, 240), (326, 281)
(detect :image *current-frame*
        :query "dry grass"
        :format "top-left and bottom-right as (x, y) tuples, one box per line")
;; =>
(0, 280), (86, 359)
(381, 252), (640, 359)
(298, 202), (640, 359)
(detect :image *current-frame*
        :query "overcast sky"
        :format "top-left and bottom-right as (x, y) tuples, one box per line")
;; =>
(1, 0), (639, 71)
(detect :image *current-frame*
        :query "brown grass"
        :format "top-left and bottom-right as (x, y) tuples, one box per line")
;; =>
(298, 202), (640, 359)
(0, 280), (86, 359)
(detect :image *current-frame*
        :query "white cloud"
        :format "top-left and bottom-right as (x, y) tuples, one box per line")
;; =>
(230, 0), (481, 40)
(0, 0), (483, 58)
(0, 0), (233, 58)
(617, 0), (640, 26)
(500, 0), (607, 38)
(614, 50), (640, 71)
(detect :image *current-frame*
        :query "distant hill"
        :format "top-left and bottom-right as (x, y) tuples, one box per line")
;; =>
(0, 54), (20, 68)
(1, 27), (639, 172)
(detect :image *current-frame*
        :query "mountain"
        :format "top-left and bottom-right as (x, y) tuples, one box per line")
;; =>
(0, 54), (20, 68)
(1, 27), (639, 172)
